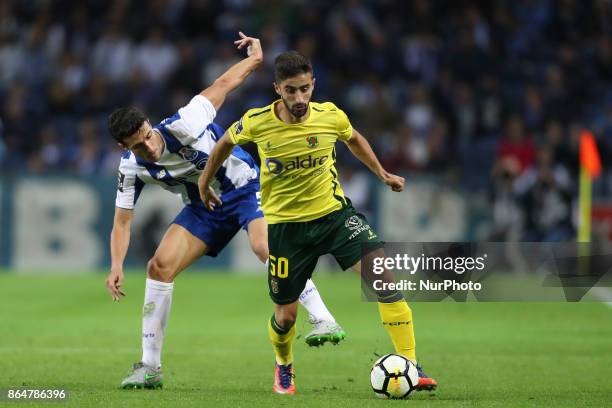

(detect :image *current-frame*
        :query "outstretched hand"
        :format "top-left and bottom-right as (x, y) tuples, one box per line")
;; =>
(234, 31), (262, 61)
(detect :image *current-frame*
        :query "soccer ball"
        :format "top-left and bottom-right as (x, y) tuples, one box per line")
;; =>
(370, 354), (418, 399)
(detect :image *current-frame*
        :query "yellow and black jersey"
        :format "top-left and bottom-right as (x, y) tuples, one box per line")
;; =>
(228, 100), (353, 223)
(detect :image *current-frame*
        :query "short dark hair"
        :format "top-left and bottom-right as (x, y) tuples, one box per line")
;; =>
(108, 106), (146, 144)
(274, 51), (313, 83)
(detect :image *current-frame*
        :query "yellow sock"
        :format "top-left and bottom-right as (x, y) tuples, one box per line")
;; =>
(378, 300), (417, 363)
(268, 315), (296, 365)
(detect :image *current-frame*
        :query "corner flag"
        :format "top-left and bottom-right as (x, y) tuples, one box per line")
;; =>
(578, 130), (602, 243)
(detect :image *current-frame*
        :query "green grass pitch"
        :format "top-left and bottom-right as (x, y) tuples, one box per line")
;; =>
(1, 272), (611, 407)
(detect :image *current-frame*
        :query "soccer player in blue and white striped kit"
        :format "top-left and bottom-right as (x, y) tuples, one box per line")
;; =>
(105, 33), (343, 389)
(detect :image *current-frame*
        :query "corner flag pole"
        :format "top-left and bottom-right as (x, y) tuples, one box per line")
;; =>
(577, 130), (601, 277)
(578, 130), (602, 243)
(578, 165), (592, 243)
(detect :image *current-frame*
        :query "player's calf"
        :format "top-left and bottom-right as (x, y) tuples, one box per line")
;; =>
(274, 303), (298, 329)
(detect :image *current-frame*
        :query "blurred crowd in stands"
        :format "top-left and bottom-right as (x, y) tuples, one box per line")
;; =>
(1, 0), (611, 240)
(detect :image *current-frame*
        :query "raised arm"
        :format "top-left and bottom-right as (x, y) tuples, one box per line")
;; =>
(201, 32), (263, 111)
(105, 207), (134, 301)
(344, 128), (405, 192)
(198, 132), (237, 210)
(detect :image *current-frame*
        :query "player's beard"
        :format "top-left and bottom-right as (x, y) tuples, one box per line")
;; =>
(283, 98), (309, 118)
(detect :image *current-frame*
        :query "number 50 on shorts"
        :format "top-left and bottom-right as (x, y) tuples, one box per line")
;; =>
(269, 255), (289, 278)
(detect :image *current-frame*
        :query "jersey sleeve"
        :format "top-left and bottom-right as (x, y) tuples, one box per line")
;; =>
(115, 157), (145, 210)
(336, 106), (353, 141)
(227, 112), (253, 145)
(160, 94), (217, 144)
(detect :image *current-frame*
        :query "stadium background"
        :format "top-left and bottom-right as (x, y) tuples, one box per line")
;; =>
(2, 0), (612, 269)
(1, 1), (612, 407)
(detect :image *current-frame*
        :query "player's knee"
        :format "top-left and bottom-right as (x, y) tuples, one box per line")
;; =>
(147, 257), (174, 283)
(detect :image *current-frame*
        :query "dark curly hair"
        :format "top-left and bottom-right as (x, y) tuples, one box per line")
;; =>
(108, 106), (147, 145)
(274, 51), (313, 83)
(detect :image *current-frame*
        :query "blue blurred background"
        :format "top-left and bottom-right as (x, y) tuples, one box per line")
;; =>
(1, 0), (612, 270)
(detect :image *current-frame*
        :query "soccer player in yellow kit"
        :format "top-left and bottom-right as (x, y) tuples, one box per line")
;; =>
(198, 51), (437, 395)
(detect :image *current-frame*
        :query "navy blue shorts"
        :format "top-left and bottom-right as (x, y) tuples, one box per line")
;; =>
(172, 186), (263, 257)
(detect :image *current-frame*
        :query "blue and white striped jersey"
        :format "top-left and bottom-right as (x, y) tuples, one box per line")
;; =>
(115, 95), (259, 210)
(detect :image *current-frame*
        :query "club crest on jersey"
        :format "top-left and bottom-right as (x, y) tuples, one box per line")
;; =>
(157, 169), (167, 179)
(178, 146), (198, 161)
(345, 215), (363, 230)
(306, 135), (318, 148)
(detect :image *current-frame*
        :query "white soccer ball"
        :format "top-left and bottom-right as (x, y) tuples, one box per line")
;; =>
(370, 354), (418, 399)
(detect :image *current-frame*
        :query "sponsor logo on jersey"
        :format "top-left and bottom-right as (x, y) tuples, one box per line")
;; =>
(264, 155), (328, 175)
(265, 158), (284, 175)
(178, 146), (198, 161)
(306, 135), (318, 148)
